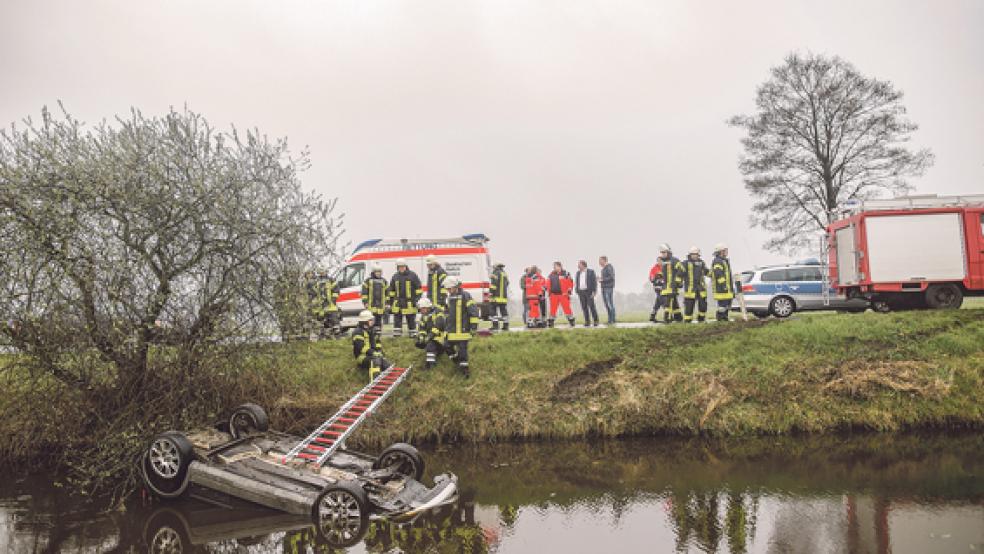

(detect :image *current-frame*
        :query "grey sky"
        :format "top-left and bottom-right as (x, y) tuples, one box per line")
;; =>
(2, 1), (981, 291)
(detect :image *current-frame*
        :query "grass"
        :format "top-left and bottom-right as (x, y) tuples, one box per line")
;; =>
(1, 308), (982, 496)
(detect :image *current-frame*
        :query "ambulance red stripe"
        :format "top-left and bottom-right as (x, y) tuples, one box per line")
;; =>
(350, 247), (487, 262)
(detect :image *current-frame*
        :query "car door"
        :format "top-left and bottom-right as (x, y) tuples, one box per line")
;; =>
(969, 210), (984, 290)
(786, 267), (823, 309)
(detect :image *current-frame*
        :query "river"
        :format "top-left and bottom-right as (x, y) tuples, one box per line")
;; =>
(1, 432), (981, 553)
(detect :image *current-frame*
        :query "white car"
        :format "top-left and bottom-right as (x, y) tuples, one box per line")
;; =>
(335, 234), (494, 328)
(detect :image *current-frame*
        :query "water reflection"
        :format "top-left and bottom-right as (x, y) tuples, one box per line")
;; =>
(0, 432), (981, 553)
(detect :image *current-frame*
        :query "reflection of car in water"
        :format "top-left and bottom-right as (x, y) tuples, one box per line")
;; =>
(138, 392), (457, 548)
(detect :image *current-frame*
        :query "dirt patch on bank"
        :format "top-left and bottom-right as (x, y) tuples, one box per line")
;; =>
(551, 358), (622, 402)
(823, 361), (950, 399)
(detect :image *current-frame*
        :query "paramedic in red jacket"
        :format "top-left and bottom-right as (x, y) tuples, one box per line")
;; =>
(547, 262), (576, 328)
(524, 266), (547, 328)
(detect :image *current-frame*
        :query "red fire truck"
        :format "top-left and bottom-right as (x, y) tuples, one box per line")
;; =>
(827, 195), (984, 310)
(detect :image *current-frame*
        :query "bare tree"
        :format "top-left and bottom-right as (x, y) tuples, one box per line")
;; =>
(0, 105), (344, 400)
(729, 53), (933, 253)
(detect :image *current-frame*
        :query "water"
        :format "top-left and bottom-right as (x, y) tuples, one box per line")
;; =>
(1, 433), (981, 553)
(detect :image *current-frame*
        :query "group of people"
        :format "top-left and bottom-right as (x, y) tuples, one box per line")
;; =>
(351, 255), (482, 379)
(647, 243), (736, 323)
(519, 256), (617, 328)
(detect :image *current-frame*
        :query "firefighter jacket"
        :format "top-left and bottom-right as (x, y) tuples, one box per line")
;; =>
(524, 273), (546, 299)
(712, 255), (736, 300)
(389, 269), (422, 314)
(548, 270), (573, 295)
(682, 258), (710, 298)
(490, 268), (509, 304)
(305, 277), (322, 317)
(426, 266), (448, 307)
(361, 275), (388, 315)
(319, 278), (340, 313)
(445, 290), (479, 341)
(658, 256), (684, 295)
(352, 325), (383, 366)
(417, 310), (447, 346)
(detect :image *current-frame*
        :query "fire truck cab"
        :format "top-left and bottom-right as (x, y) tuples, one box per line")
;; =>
(334, 234), (494, 328)
(827, 195), (984, 310)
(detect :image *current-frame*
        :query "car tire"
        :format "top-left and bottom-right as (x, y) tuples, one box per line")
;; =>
(924, 284), (963, 310)
(312, 481), (370, 548)
(769, 296), (795, 318)
(141, 432), (194, 499)
(372, 442), (425, 480)
(229, 403), (270, 439)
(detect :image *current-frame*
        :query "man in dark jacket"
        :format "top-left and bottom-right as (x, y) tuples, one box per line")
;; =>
(388, 258), (422, 338)
(547, 262), (576, 328)
(599, 256), (616, 324)
(575, 260), (599, 327)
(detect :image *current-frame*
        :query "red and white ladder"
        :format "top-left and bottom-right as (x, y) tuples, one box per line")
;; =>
(281, 365), (411, 466)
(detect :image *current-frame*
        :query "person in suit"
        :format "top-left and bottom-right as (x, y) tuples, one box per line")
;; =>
(575, 260), (599, 327)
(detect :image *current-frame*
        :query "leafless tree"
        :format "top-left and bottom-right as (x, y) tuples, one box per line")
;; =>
(729, 53), (933, 254)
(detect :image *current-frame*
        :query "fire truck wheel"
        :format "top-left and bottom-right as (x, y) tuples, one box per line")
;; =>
(141, 432), (194, 498)
(373, 443), (425, 480)
(229, 403), (270, 439)
(924, 284), (963, 310)
(312, 481), (370, 548)
(769, 296), (796, 318)
(871, 300), (891, 313)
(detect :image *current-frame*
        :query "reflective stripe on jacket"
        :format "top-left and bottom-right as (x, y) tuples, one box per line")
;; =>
(712, 256), (735, 300)
(427, 267), (448, 307)
(352, 326), (383, 364)
(361, 276), (388, 314)
(389, 270), (422, 314)
(445, 290), (479, 341)
(418, 311), (447, 343)
(659, 256), (684, 294)
(682, 259), (709, 298)
(490, 269), (509, 304)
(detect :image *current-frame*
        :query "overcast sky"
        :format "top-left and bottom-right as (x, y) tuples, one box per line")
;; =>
(2, 1), (981, 291)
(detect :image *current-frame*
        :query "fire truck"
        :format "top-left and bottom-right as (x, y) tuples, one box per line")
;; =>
(827, 195), (984, 310)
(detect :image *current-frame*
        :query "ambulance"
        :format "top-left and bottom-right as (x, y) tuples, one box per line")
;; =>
(334, 234), (494, 328)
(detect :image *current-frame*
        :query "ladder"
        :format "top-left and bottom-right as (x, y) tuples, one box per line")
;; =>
(281, 365), (411, 467)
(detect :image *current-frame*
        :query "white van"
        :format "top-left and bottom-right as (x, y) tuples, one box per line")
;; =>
(334, 234), (494, 328)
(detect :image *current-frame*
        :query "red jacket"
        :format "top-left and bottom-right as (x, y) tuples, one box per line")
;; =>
(649, 264), (663, 282)
(548, 270), (574, 295)
(524, 274), (546, 299)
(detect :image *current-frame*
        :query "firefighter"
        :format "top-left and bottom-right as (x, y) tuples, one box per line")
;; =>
(656, 244), (685, 323)
(424, 254), (448, 308)
(303, 270), (322, 334)
(648, 262), (665, 322)
(443, 276), (479, 377)
(388, 258), (422, 338)
(547, 262), (576, 327)
(682, 246), (711, 323)
(352, 309), (388, 380)
(415, 297), (446, 369)
(489, 262), (509, 331)
(523, 266), (547, 328)
(317, 269), (341, 338)
(712, 243), (736, 321)
(361, 263), (388, 331)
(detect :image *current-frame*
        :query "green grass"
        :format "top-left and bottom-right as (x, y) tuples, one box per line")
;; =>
(2, 309), (983, 485)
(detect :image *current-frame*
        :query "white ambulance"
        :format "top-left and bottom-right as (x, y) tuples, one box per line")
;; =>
(334, 234), (494, 328)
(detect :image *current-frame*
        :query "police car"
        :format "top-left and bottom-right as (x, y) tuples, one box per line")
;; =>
(738, 259), (870, 318)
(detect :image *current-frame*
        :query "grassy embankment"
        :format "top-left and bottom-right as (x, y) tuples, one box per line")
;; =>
(1, 308), (982, 479)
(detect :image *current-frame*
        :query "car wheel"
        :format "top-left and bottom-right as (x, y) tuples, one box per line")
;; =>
(924, 284), (963, 310)
(312, 481), (370, 548)
(141, 432), (194, 499)
(769, 296), (795, 318)
(372, 442), (425, 480)
(229, 403), (270, 439)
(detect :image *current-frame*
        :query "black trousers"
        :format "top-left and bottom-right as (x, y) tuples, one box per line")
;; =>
(393, 313), (417, 335)
(491, 303), (508, 321)
(683, 295), (708, 321)
(447, 340), (469, 367)
(577, 291), (599, 324)
(657, 293), (681, 322)
(716, 298), (733, 320)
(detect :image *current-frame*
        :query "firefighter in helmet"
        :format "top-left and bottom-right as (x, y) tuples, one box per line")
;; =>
(388, 258), (422, 338)
(443, 276), (479, 377)
(656, 244), (684, 323)
(352, 309), (388, 380)
(424, 254), (448, 308)
(415, 297), (447, 369)
(711, 243), (736, 321)
(361, 263), (388, 331)
(682, 246), (711, 323)
(317, 268), (341, 337)
(489, 262), (510, 331)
